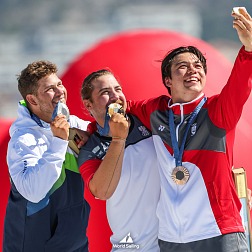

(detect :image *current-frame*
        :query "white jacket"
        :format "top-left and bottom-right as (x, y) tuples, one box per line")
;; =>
(7, 102), (89, 203)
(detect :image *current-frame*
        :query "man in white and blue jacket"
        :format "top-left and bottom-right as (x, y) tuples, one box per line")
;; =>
(3, 60), (90, 252)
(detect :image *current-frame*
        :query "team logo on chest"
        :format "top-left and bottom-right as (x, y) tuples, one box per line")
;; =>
(191, 123), (197, 136)
(158, 125), (165, 131)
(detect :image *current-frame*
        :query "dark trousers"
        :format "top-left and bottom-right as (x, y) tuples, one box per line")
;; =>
(158, 232), (248, 252)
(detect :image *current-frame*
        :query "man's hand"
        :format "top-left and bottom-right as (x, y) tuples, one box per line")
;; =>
(75, 129), (90, 148)
(232, 8), (252, 52)
(50, 114), (70, 140)
(109, 113), (129, 140)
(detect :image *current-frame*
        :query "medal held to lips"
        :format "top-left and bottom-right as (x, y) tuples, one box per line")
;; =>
(107, 103), (124, 117)
(171, 166), (190, 185)
(51, 101), (70, 121)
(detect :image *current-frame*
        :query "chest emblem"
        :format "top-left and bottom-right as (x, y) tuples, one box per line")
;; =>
(158, 125), (165, 131)
(191, 123), (197, 136)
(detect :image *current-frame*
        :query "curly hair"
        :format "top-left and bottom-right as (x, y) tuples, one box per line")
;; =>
(17, 60), (58, 101)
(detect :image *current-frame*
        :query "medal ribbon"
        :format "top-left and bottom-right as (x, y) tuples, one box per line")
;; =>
(169, 97), (207, 167)
(97, 107), (110, 136)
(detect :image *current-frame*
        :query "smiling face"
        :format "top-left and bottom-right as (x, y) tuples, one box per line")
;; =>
(83, 73), (127, 127)
(164, 52), (206, 103)
(26, 73), (67, 122)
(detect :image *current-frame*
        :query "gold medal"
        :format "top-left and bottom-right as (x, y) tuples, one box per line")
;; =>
(108, 102), (124, 117)
(171, 166), (190, 185)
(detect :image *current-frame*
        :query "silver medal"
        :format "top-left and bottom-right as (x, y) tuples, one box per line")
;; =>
(52, 101), (70, 121)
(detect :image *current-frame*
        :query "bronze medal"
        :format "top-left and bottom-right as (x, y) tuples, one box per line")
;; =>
(171, 166), (190, 185)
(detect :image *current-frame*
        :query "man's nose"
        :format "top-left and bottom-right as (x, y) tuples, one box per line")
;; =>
(55, 86), (64, 95)
(188, 64), (197, 73)
(110, 91), (119, 101)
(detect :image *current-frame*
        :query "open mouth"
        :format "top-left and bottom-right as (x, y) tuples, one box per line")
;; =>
(114, 99), (123, 105)
(185, 77), (199, 83)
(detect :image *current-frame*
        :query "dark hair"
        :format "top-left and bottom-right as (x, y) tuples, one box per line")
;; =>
(18, 60), (58, 101)
(161, 46), (207, 95)
(81, 69), (113, 101)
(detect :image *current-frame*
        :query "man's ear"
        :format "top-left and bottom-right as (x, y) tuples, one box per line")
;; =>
(26, 94), (38, 106)
(83, 99), (92, 111)
(164, 77), (172, 88)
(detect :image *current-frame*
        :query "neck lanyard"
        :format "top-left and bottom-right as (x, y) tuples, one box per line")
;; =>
(97, 107), (110, 136)
(31, 113), (44, 127)
(169, 97), (207, 167)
